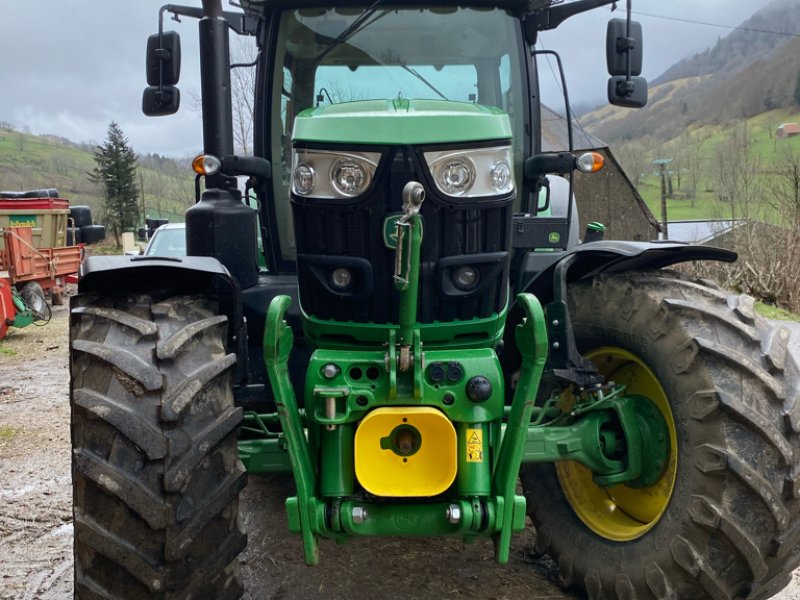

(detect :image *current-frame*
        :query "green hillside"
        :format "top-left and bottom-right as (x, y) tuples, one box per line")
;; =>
(0, 125), (195, 224)
(629, 110), (800, 223)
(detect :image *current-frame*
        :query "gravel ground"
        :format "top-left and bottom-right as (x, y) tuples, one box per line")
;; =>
(2, 296), (800, 599)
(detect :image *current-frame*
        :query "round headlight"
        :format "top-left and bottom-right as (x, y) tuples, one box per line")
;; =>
(452, 265), (479, 291)
(438, 158), (476, 196)
(330, 268), (353, 291)
(490, 160), (513, 193)
(294, 163), (316, 196)
(331, 159), (369, 196)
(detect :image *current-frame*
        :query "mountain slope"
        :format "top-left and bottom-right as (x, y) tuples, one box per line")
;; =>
(583, 0), (800, 145)
(653, 0), (800, 86)
(0, 125), (194, 222)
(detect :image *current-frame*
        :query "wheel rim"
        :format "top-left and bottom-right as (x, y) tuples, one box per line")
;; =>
(23, 284), (47, 319)
(555, 347), (678, 542)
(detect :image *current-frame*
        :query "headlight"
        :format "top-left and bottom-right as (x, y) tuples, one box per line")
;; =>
(439, 157), (476, 196)
(293, 163), (316, 195)
(331, 159), (370, 196)
(292, 150), (380, 199)
(424, 146), (514, 199)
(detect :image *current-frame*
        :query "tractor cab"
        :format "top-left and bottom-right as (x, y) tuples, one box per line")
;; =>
(144, 0), (646, 284)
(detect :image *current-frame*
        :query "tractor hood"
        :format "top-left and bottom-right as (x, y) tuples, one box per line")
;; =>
(293, 99), (511, 146)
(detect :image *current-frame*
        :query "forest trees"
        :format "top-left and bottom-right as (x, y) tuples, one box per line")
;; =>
(92, 122), (139, 246)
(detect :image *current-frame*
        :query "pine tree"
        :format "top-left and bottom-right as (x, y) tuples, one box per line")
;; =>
(91, 122), (139, 246)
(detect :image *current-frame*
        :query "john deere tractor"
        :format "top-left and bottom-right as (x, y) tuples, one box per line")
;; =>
(69, 0), (800, 598)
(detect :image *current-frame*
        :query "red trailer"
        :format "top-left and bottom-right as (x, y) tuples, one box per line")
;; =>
(0, 226), (82, 305)
(0, 190), (103, 310)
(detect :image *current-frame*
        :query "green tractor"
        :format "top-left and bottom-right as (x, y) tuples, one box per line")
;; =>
(69, 0), (800, 598)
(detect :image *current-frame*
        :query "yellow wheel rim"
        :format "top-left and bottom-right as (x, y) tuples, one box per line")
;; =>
(555, 347), (678, 541)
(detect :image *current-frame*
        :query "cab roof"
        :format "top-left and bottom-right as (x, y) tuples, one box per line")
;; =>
(238, 0), (558, 15)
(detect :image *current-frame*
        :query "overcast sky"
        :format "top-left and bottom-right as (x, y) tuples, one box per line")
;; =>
(0, 0), (783, 157)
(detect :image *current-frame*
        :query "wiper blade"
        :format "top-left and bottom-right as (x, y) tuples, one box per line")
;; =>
(401, 65), (448, 101)
(311, 0), (388, 66)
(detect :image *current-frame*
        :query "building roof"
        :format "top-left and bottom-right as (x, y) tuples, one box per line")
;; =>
(667, 220), (744, 244)
(778, 123), (800, 135)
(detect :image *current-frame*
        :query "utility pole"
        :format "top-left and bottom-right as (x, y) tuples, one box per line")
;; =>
(139, 172), (146, 224)
(654, 158), (672, 240)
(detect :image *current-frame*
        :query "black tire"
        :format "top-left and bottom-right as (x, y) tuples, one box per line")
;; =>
(80, 224), (106, 245)
(70, 294), (246, 599)
(522, 270), (800, 600)
(67, 226), (82, 246)
(19, 281), (48, 320)
(70, 205), (93, 228)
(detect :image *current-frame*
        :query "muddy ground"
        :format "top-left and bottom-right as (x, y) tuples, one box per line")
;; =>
(2, 298), (800, 599)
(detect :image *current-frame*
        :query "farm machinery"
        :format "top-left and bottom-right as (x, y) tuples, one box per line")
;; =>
(0, 190), (101, 339)
(69, 0), (800, 599)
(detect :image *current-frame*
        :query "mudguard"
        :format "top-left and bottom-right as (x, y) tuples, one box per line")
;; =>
(76, 255), (247, 381)
(78, 255), (236, 294)
(515, 240), (736, 305)
(502, 241), (737, 379)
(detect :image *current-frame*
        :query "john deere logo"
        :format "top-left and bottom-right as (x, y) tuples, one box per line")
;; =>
(383, 214), (403, 249)
(548, 232), (561, 244)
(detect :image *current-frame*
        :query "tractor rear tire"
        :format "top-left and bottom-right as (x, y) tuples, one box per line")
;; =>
(522, 270), (800, 600)
(70, 293), (246, 599)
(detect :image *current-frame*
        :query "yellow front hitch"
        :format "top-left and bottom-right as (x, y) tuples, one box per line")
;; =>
(354, 407), (457, 497)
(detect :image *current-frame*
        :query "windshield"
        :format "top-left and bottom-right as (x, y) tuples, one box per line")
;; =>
(145, 226), (186, 257)
(269, 6), (527, 260)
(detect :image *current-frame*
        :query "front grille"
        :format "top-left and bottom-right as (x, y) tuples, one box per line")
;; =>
(292, 146), (513, 325)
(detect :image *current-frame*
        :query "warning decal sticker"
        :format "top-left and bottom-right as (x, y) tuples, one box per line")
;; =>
(466, 428), (483, 463)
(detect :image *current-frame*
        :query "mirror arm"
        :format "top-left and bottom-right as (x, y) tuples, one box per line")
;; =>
(533, 0), (617, 31)
(161, 3), (258, 35)
(625, 0), (633, 82)
(615, 0), (635, 99)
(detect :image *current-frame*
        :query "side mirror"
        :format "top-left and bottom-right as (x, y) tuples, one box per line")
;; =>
(146, 31), (182, 86)
(606, 19), (643, 76)
(143, 31), (181, 117)
(142, 86), (181, 116)
(608, 76), (648, 108)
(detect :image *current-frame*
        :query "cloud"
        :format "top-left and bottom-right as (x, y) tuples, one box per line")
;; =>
(0, 0), (204, 156)
(0, 0), (781, 155)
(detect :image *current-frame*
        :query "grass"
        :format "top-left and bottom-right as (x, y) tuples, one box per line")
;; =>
(89, 244), (125, 256)
(755, 302), (800, 322)
(632, 116), (800, 224)
(0, 425), (18, 443)
(0, 343), (16, 356)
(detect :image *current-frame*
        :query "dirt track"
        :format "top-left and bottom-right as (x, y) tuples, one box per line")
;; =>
(3, 299), (800, 599)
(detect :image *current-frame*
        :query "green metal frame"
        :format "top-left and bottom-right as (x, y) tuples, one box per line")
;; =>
(241, 93), (673, 564)
(245, 188), (671, 565)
